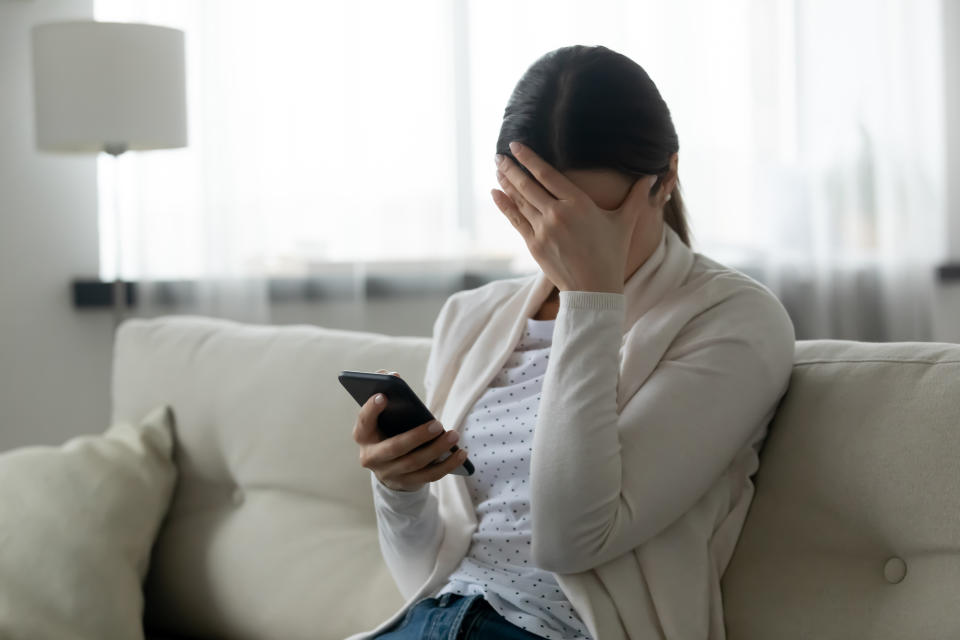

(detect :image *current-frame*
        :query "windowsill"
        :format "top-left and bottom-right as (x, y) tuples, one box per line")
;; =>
(71, 266), (529, 309)
(71, 261), (960, 309)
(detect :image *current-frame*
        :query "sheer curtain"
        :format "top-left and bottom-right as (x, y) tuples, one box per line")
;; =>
(96, 0), (947, 340)
(96, 0), (467, 324)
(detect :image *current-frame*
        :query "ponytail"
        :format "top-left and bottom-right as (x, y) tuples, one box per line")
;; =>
(663, 179), (691, 247)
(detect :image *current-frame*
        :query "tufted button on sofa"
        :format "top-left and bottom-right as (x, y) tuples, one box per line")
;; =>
(108, 316), (960, 640)
(883, 557), (907, 584)
(721, 339), (960, 639)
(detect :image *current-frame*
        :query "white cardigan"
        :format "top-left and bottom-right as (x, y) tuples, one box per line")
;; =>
(347, 223), (796, 640)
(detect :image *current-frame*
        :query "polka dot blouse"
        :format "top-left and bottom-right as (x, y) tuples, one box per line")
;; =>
(433, 316), (592, 639)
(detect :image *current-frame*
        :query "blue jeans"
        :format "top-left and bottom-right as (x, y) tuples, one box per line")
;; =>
(372, 592), (546, 639)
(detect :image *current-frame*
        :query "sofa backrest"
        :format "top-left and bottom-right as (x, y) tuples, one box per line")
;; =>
(115, 316), (960, 640)
(722, 339), (960, 640)
(112, 316), (431, 640)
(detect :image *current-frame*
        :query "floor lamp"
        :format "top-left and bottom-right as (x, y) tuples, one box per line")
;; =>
(31, 21), (188, 329)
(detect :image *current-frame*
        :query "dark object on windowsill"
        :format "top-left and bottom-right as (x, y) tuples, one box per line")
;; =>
(939, 263), (960, 283)
(73, 280), (137, 309)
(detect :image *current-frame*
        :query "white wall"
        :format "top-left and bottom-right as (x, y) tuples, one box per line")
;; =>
(0, 0), (115, 451)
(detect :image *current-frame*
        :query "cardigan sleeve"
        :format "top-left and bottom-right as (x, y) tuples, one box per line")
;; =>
(370, 471), (443, 597)
(529, 287), (795, 575)
(368, 293), (458, 598)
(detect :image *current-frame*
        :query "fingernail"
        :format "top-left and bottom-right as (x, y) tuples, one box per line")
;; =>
(495, 154), (504, 166)
(374, 394), (384, 405)
(446, 431), (459, 443)
(508, 141), (520, 154)
(428, 420), (443, 433)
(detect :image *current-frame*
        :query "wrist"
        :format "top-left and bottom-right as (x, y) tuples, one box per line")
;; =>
(373, 474), (426, 494)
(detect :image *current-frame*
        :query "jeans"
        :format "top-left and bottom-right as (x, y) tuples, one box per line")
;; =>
(372, 592), (546, 640)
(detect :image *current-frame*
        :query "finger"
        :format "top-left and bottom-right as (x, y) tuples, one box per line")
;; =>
(621, 174), (660, 212)
(366, 418), (447, 467)
(374, 369), (400, 377)
(491, 189), (534, 240)
(496, 169), (540, 224)
(353, 391), (387, 445)
(408, 447), (469, 485)
(507, 141), (582, 202)
(380, 427), (460, 477)
(497, 153), (557, 213)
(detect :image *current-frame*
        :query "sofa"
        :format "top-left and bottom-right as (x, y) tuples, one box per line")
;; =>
(102, 315), (960, 640)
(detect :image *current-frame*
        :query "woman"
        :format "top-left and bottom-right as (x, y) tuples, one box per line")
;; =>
(347, 45), (795, 640)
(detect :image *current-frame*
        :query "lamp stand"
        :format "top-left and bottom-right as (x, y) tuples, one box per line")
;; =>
(105, 143), (129, 331)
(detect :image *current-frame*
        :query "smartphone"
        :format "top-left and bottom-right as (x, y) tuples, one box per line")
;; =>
(338, 370), (475, 476)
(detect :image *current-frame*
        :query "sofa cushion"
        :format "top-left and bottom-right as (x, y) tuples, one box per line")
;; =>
(722, 340), (960, 639)
(111, 316), (431, 640)
(0, 405), (177, 640)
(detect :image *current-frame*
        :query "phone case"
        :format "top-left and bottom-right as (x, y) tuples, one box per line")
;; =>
(338, 370), (475, 476)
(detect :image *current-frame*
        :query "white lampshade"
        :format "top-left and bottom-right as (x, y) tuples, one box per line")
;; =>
(31, 21), (187, 153)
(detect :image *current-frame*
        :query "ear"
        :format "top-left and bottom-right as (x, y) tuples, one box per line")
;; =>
(622, 174), (660, 211)
(662, 152), (680, 196)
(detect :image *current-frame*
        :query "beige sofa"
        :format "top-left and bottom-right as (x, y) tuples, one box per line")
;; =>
(110, 315), (960, 640)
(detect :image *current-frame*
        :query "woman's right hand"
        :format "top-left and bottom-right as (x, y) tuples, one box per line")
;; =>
(353, 370), (468, 492)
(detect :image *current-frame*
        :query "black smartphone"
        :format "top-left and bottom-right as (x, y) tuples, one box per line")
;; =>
(338, 370), (475, 476)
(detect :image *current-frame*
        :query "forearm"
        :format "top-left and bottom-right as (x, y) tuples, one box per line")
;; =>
(529, 286), (795, 576)
(530, 290), (626, 573)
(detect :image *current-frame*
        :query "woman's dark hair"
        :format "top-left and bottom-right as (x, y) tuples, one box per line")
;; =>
(496, 44), (691, 247)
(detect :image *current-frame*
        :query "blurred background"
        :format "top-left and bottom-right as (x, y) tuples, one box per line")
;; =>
(2, 0), (958, 450)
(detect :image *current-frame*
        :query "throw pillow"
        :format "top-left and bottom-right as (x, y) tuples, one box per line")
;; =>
(0, 405), (178, 640)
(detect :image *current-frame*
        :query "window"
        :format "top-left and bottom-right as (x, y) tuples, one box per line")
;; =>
(95, 0), (947, 341)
